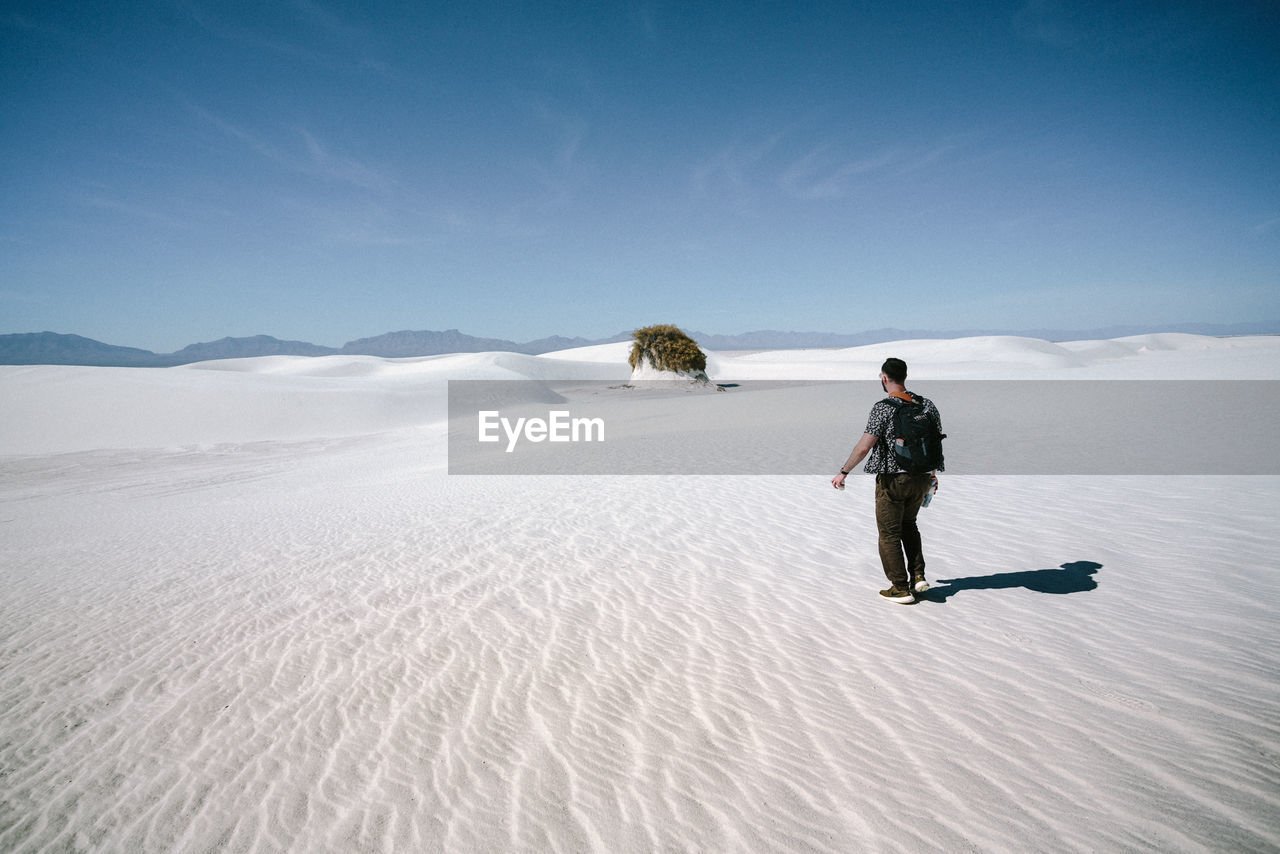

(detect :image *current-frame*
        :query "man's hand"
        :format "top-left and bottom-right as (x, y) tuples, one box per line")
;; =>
(831, 472), (847, 490)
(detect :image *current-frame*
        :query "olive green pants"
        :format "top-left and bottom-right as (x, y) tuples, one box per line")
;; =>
(874, 472), (934, 589)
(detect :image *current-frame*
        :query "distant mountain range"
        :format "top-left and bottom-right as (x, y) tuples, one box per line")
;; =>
(0, 330), (627, 367)
(1, 322), (1276, 367)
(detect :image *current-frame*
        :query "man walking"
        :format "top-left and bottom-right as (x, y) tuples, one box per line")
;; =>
(831, 358), (944, 603)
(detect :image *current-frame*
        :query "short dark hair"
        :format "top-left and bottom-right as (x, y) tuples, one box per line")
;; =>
(881, 358), (907, 384)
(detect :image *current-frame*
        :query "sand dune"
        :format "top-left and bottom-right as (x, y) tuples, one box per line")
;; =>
(4, 332), (1277, 456)
(1, 335), (1278, 852)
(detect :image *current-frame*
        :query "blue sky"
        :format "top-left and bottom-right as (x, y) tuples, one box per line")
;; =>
(2, 1), (1278, 351)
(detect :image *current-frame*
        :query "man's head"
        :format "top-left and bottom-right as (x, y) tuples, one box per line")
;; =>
(881, 357), (907, 387)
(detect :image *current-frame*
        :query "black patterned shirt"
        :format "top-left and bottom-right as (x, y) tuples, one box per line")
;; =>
(862, 392), (944, 474)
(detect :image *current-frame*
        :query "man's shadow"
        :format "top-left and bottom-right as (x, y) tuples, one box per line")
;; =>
(921, 561), (1101, 602)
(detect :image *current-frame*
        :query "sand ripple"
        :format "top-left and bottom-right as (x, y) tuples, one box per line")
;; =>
(2, 455), (1278, 852)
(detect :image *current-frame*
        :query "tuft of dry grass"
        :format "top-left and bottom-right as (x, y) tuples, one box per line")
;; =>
(628, 324), (708, 373)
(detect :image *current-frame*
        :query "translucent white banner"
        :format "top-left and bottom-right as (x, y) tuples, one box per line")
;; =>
(447, 380), (1280, 475)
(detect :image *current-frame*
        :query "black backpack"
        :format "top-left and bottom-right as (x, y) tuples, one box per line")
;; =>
(885, 396), (946, 473)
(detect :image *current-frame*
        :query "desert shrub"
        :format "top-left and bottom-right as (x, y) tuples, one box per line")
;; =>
(628, 324), (707, 373)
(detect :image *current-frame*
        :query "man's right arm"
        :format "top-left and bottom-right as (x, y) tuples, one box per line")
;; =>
(839, 432), (878, 474)
(831, 432), (879, 489)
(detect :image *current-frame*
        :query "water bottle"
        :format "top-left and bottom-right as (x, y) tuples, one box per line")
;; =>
(922, 475), (938, 507)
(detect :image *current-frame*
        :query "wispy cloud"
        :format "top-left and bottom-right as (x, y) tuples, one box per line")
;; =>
(629, 2), (661, 43)
(74, 192), (191, 230)
(296, 129), (393, 193)
(1253, 216), (1280, 235)
(274, 194), (427, 247)
(183, 100), (394, 194)
(782, 142), (959, 200)
(0, 288), (44, 304)
(690, 133), (787, 210)
(166, 98), (447, 247)
(693, 130), (957, 207)
(1012, 0), (1079, 48)
(502, 93), (597, 220)
(778, 145), (900, 200)
(0, 9), (66, 36)
(525, 96), (590, 173)
(176, 0), (382, 73)
(287, 0), (359, 38)
(182, 96), (562, 247)
(177, 1), (320, 64)
(1012, 0), (1203, 59)
(183, 100), (277, 158)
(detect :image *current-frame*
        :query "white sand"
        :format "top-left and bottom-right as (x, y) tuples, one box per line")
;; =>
(1, 334), (1278, 852)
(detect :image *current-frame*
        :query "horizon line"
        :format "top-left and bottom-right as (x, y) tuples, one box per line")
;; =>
(5, 319), (1280, 356)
